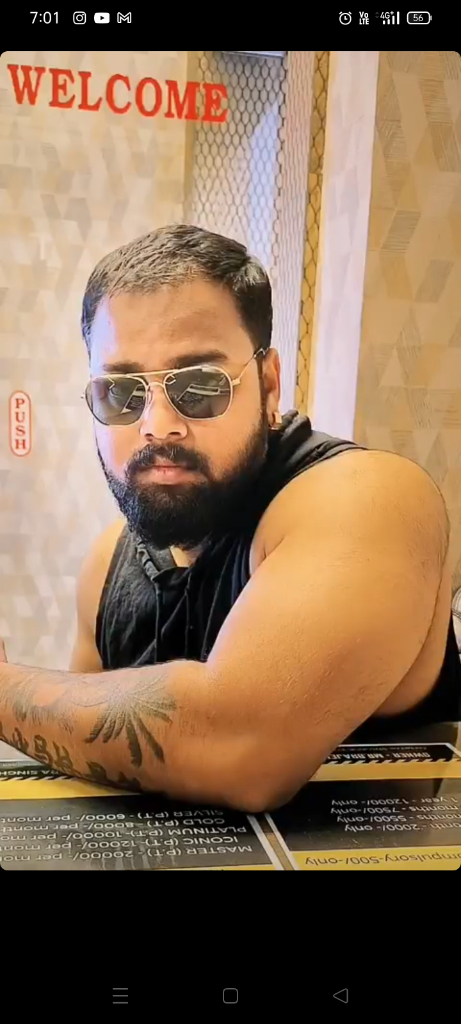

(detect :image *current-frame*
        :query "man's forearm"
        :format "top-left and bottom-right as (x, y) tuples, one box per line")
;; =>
(0, 659), (232, 802)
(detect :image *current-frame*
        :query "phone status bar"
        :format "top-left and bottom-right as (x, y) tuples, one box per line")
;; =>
(338, 10), (433, 25)
(26, 8), (436, 23)
(28, 12), (132, 24)
(17, 9), (439, 33)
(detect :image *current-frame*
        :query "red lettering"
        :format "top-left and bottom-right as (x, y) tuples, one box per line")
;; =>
(8, 65), (229, 124)
(49, 68), (75, 109)
(135, 78), (162, 118)
(78, 71), (102, 112)
(7, 64), (46, 106)
(106, 74), (131, 115)
(9, 392), (32, 457)
(165, 80), (200, 121)
(202, 83), (228, 123)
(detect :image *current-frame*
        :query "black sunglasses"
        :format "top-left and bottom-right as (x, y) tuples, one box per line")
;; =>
(84, 349), (265, 426)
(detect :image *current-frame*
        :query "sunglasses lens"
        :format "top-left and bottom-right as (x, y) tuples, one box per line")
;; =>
(165, 368), (232, 419)
(85, 378), (146, 426)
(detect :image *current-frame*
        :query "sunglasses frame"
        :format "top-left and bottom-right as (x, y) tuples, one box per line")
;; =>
(84, 347), (266, 426)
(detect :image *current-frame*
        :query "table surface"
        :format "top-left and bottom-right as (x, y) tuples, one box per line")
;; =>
(1, 724), (460, 872)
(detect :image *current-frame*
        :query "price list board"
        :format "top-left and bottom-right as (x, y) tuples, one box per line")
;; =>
(267, 742), (461, 870)
(2, 738), (461, 870)
(0, 761), (282, 871)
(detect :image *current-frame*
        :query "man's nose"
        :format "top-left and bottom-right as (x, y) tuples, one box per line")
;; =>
(139, 383), (188, 440)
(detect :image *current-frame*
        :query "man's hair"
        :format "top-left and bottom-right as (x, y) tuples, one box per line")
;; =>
(81, 224), (273, 355)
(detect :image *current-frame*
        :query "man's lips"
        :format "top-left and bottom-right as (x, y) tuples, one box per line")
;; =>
(153, 459), (185, 468)
(137, 459), (198, 483)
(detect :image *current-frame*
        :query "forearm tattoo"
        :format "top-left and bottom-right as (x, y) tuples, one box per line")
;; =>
(0, 666), (177, 788)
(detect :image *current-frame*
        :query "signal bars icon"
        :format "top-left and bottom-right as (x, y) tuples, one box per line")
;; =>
(112, 987), (129, 1006)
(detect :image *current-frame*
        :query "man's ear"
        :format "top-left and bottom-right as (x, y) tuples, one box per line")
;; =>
(263, 348), (281, 420)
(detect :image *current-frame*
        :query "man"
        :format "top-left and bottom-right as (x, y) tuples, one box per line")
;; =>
(1, 225), (460, 811)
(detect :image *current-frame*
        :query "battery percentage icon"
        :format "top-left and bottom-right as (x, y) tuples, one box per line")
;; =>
(407, 11), (432, 21)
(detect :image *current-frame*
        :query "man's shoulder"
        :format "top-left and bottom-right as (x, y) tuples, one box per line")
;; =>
(75, 519), (127, 626)
(251, 448), (449, 571)
(89, 518), (127, 574)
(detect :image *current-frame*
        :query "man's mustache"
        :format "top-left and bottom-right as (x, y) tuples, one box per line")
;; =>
(127, 444), (209, 478)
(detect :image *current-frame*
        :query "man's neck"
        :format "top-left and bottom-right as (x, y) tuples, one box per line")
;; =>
(170, 546), (200, 568)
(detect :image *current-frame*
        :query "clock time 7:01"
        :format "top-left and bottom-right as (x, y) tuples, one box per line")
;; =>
(31, 11), (59, 21)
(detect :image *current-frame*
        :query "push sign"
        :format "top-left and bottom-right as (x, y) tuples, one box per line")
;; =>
(9, 391), (32, 457)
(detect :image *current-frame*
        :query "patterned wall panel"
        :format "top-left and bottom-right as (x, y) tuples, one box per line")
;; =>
(354, 51), (461, 585)
(307, 51), (380, 440)
(187, 51), (287, 267)
(187, 51), (313, 412)
(296, 51), (330, 414)
(0, 51), (190, 668)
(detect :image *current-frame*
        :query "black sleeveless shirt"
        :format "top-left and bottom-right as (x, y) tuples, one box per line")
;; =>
(96, 411), (461, 731)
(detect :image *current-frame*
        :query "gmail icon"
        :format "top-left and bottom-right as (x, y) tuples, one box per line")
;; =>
(117, 11), (131, 21)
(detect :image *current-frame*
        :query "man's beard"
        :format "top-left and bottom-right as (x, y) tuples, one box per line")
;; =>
(97, 410), (270, 552)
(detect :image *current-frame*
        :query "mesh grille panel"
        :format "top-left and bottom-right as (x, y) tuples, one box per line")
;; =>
(187, 50), (288, 289)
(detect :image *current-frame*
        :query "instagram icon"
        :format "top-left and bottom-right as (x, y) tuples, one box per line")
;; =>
(73, 11), (86, 22)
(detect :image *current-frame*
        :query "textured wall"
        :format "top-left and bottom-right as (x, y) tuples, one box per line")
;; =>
(0, 50), (190, 668)
(354, 51), (461, 585)
(307, 51), (380, 439)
